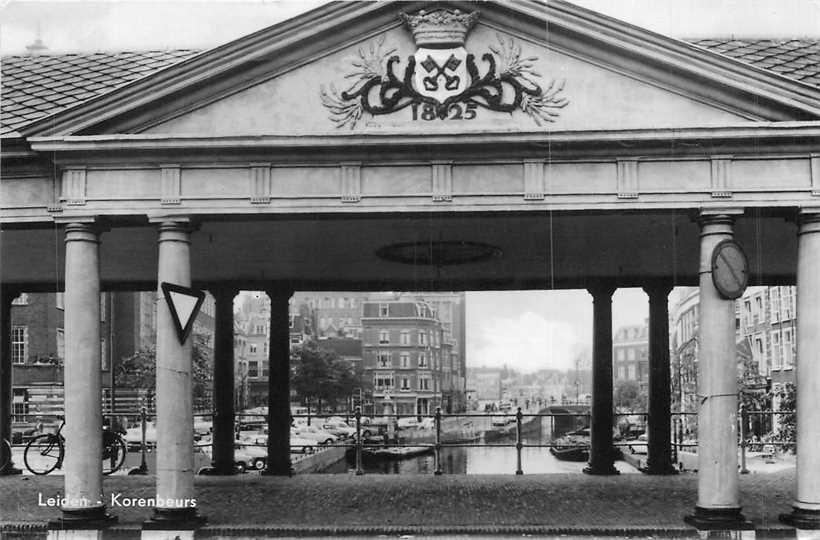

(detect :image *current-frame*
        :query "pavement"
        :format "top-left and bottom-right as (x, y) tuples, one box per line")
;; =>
(0, 465), (805, 539)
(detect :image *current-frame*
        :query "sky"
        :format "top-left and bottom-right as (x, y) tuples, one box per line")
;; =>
(2, 0), (816, 372)
(1, 0), (819, 54)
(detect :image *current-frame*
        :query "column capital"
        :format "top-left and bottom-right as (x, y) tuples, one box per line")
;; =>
(642, 280), (674, 298)
(264, 287), (295, 302)
(798, 208), (820, 234)
(697, 209), (741, 232)
(63, 222), (101, 244)
(207, 284), (240, 300)
(586, 281), (616, 300)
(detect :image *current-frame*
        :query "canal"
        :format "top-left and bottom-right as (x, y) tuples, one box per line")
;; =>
(322, 415), (640, 475)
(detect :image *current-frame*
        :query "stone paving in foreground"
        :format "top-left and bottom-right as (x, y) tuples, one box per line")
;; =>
(0, 469), (800, 537)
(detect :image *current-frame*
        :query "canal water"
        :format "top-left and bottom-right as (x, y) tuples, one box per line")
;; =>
(322, 415), (639, 475)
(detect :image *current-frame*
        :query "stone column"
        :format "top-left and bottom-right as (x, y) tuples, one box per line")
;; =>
(685, 212), (750, 530)
(0, 286), (22, 475)
(584, 282), (618, 476)
(210, 286), (237, 475)
(58, 222), (114, 525)
(644, 282), (677, 475)
(781, 212), (820, 529)
(146, 220), (203, 528)
(263, 287), (293, 476)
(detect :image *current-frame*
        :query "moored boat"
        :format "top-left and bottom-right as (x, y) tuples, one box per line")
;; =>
(550, 427), (590, 462)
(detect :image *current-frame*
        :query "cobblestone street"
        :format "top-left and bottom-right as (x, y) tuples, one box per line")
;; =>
(0, 470), (799, 537)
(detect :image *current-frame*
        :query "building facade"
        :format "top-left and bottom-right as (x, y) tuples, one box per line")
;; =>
(612, 321), (649, 386)
(361, 299), (447, 416)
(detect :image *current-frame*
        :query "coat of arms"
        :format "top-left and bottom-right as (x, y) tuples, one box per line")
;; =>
(320, 8), (569, 129)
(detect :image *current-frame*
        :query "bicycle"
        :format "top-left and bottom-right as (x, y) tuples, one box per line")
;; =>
(23, 419), (127, 476)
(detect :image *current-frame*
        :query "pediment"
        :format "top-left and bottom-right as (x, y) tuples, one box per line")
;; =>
(23, 0), (820, 138)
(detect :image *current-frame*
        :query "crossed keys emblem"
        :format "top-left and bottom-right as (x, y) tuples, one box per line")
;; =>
(421, 54), (462, 91)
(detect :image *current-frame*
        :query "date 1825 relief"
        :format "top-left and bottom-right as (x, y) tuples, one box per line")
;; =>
(320, 8), (569, 129)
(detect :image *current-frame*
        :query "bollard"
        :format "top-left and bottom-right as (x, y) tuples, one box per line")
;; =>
(739, 403), (749, 474)
(672, 418), (678, 464)
(354, 406), (363, 476)
(129, 407), (149, 475)
(515, 407), (523, 475)
(434, 408), (442, 476)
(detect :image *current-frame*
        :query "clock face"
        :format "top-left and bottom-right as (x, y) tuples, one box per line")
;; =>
(711, 240), (749, 300)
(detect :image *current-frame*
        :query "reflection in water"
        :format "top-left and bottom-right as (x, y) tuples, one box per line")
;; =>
(325, 416), (638, 475)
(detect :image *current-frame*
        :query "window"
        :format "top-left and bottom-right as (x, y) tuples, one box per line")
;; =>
(56, 293), (64, 310)
(248, 361), (259, 378)
(782, 288), (795, 321)
(783, 329), (794, 369)
(378, 351), (390, 368)
(255, 324), (265, 335)
(770, 290), (780, 323)
(627, 348), (636, 361)
(56, 328), (65, 360)
(11, 326), (27, 364)
(419, 377), (430, 391)
(418, 352), (428, 368)
(627, 364), (636, 380)
(379, 330), (390, 344)
(101, 338), (109, 371)
(400, 331), (410, 345)
(379, 304), (389, 317)
(400, 353), (410, 368)
(771, 331), (781, 372)
(374, 373), (394, 389)
(419, 332), (427, 346)
(262, 362), (269, 378)
(100, 294), (106, 322)
(289, 315), (294, 328)
(401, 377), (410, 390)
(12, 293), (29, 305)
(290, 336), (301, 345)
(12, 389), (27, 417)
(249, 344), (257, 354)
(618, 366), (626, 379)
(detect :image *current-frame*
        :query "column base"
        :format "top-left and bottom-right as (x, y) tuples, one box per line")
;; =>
(642, 463), (680, 475)
(684, 506), (754, 531)
(197, 465), (236, 476)
(261, 462), (292, 476)
(583, 462), (619, 475)
(0, 465), (23, 476)
(780, 506), (820, 530)
(143, 508), (206, 530)
(48, 506), (117, 530)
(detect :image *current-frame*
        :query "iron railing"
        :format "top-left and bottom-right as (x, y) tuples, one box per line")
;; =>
(4, 406), (797, 476)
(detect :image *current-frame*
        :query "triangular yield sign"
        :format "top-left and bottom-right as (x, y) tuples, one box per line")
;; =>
(160, 282), (206, 344)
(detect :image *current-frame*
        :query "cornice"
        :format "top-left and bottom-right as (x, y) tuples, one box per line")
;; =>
(27, 123), (820, 161)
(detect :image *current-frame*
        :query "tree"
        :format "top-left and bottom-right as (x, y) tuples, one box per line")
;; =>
(114, 333), (213, 410)
(291, 340), (366, 412)
(614, 379), (647, 413)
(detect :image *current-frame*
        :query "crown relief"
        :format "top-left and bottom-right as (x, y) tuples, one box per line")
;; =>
(319, 6), (569, 129)
(398, 8), (479, 47)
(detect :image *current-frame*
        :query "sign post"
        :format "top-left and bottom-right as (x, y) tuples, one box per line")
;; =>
(160, 282), (206, 344)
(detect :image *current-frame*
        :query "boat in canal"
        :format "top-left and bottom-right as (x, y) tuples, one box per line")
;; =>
(549, 427), (590, 462)
(362, 445), (434, 460)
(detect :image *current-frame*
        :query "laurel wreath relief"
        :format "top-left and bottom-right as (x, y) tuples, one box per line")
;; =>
(320, 34), (569, 129)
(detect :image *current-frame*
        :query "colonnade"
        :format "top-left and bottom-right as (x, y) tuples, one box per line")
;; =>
(1, 210), (820, 534)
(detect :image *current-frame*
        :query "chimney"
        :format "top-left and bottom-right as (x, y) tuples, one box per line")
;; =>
(26, 23), (47, 55)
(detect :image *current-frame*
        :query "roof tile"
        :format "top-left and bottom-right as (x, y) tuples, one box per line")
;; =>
(2, 39), (819, 137)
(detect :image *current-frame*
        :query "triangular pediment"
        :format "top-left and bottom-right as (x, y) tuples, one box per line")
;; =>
(22, 0), (820, 138)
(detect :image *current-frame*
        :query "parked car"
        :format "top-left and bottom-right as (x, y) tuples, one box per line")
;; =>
(291, 425), (338, 445)
(322, 420), (356, 438)
(125, 422), (158, 450)
(240, 433), (316, 454)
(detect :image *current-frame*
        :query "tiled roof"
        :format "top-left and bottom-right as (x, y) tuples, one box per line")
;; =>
(1, 39), (819, 137)
(1, 50), (199, 136)
(691, 38), (820, 88)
